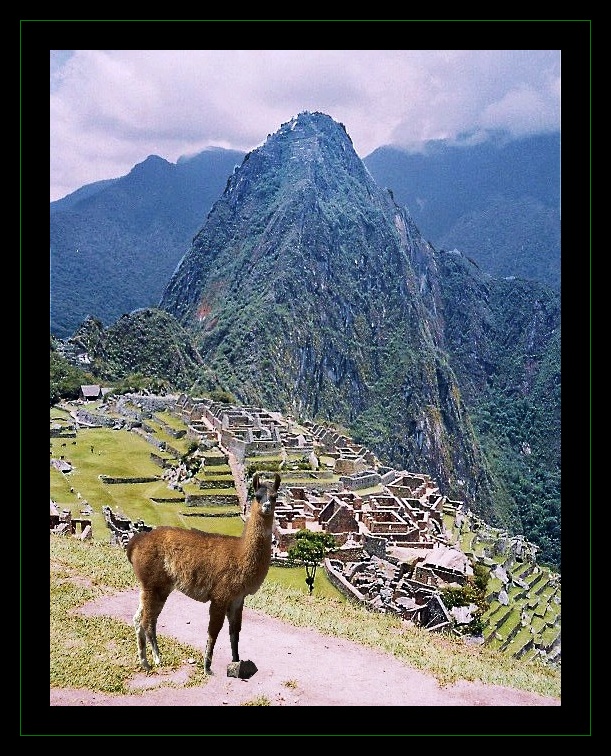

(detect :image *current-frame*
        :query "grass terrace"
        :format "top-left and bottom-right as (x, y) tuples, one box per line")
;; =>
(153, 409), (189, 433)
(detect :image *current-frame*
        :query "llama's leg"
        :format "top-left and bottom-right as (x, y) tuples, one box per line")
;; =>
(133, 599), (150, 670)
(227, 597), (245, 663)
(134, 588), (170, 669)
(204, 601), (226, 673)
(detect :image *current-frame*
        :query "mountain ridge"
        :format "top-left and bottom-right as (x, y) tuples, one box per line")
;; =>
(50, 131), (560, 339)
(50, 147), (245, 338)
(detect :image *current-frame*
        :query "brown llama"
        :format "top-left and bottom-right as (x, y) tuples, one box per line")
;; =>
(126, 472), (281, 674)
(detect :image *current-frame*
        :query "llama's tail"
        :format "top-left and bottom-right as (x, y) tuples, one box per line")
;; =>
(125, 534), (138, 563)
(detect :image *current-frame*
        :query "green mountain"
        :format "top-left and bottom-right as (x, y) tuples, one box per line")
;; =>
(50, 133), (560, 342)
(155, 111), (559, 563)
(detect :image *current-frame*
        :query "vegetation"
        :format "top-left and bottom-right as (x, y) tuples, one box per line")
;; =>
(50, 536), (208, 694)
(287, 530), (339, 595)
(364, 134), (560, 290)
(240, 696), (272, 706)
(50, 148), (245, 339)
(50, 337), (94, 405)
(50, 396), (559, 695)
(50, 117), (561, 573)
(440, 562), (490, 636)
(50, 425), (211, 533)
(49, 416), (344, 601)
(109, 373), (174, 396)
(436, 254), (561, 569)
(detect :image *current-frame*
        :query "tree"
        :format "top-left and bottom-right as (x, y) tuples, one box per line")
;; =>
(50, 347), (94, 405)
(287, 529), (338, 595)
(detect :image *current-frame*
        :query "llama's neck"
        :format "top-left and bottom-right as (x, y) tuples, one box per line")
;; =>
(241, 506), (273, 556)
(238, 507), (273, 586)
(243, 512), (272, 544)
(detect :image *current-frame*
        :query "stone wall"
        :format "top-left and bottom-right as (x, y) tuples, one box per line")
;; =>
(363, 533), (388, 559)
(121, 394), (179, 413)
(100, 475), (160, 484)
(50, 427), (76, 438)
(149, 451), (175, 468)
(340, 471), (381, 490)
(181, 510), (242, 518)
(196, 477), (236, 490)
(132, 427), (166, 450)
(184, 492), (240, 507)
(221, 432), (248, 462)
(412, 563), (468, 587)
(324, 559), (368, 605)
(74, 409), (115, 427)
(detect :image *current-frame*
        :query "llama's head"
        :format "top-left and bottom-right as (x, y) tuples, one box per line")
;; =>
(252, 472), (281, 516)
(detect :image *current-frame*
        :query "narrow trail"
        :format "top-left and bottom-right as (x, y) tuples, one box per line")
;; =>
(50, 587), (561, 709)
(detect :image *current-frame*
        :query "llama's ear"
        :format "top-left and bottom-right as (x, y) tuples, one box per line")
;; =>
(273, 472), (281, 492)
(253, 474), (260, 494)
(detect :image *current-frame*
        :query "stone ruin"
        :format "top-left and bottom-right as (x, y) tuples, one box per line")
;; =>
(101, 505), (152, 547)
(50, 500), (92, 540)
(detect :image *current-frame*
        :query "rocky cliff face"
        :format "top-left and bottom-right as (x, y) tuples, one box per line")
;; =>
(159, 112), (497, 517)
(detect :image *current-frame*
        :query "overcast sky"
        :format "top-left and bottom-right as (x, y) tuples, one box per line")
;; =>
(49, 49), (560, 202)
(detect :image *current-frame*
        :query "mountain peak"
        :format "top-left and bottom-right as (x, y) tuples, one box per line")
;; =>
(276, 110), (350, 140)
(160, 110), (414, 325)
(127, 154), (173, 181)
(158, 112), (483, 510)
(217, 110), (374, 213)
(260, 111), (354, 161)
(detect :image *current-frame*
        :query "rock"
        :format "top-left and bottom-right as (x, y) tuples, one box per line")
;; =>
(227, 660), (258, 679)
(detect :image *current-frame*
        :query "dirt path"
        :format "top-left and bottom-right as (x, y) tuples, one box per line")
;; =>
(50, 588), (560, 709)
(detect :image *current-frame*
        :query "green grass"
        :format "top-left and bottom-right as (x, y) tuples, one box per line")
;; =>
(143, 421), (192, 455)
(51, 427), (238, 534)
(199, 464), (232, 474)
(51, 428), (161, 479)
(183, 483), (239, 499)
(530, 615), (547, 634)
(153, 410), (189, 432)
(50, 416), (343, 598)
(267, 565), (346, 600)
(540, 623), (561, 646)
(504, 626), (535, 657)
(496, 607), (522, 640)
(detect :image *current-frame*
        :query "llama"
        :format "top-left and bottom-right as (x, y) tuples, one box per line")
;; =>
(126, 472), (281, 674)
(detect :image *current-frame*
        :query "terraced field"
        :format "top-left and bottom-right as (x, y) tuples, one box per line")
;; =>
(443, 507), (560, 666)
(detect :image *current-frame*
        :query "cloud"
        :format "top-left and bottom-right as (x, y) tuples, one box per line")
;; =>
(49, 49), (561, 201)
